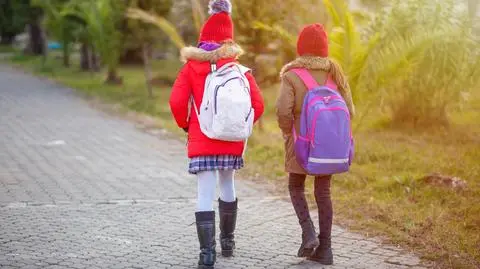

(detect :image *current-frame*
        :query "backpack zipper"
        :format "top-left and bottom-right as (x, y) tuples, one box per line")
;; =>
(306, 95), (344, 112)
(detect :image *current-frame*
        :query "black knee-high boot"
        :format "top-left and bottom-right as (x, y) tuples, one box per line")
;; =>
(219, 199), (238, 257)
(195, 211), (216, 269)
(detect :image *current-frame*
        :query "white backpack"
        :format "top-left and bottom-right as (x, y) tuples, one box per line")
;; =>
(192, 62), (254, 142)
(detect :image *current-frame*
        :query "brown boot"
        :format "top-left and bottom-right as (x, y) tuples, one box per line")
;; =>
(297, 219), (319, 257)
(308, 237), (333, 265)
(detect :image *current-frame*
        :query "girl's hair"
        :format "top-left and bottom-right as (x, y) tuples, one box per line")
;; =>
(327, 58), (348, 90)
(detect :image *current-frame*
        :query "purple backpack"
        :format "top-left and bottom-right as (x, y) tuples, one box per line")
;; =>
(291, 68), (354, 175)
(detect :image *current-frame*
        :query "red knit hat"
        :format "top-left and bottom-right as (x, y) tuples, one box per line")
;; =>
(199, 0), (234, 43)
(297, 24), (329, 57)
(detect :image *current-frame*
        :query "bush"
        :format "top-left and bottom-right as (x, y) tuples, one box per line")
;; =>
(364, 0), (480, 127)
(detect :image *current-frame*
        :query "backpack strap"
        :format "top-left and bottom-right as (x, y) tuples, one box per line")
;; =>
(291, 68), (319, 90)
(190, 96), (200, 117)
(292, 68), (339, 91)
(325, 76), (338, 90)
(210, 62), (217, 72)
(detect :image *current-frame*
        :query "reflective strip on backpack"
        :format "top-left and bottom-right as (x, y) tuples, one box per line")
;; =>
(308, 158), (349, 164)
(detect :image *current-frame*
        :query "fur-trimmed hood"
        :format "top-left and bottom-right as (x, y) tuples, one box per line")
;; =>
(279, 56), (356, 118)
(180, 42), (244, 63)
(280, 56), (331, 78)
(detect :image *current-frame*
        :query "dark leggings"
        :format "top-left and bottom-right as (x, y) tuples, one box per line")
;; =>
(288, 173), (333, 239)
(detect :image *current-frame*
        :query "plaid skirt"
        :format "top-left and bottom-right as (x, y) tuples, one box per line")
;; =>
(188, 155), (244, 175)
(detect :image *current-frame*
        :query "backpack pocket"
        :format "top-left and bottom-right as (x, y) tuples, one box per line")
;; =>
(294, 136), (310, 169)
(305, 106), (351, 175)
(211, 82), (252, 141)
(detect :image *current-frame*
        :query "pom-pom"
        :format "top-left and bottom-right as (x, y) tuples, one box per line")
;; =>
(208, 0), (232, 15)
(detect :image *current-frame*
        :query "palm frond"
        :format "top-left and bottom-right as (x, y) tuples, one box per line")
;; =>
(328, 27), (346, 67)
(348, 32), (380, 94)
(191, 0), (206, 32)
(322, 0), (341, 27)
(252, 21), (296, 49)
(126, 8), (186, 49)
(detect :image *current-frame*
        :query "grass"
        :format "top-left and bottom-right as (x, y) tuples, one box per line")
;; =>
(4, 53), (480, 269)
(0, 45), (17, 53)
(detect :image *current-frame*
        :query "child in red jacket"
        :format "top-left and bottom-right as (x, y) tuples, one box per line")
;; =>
(169, 1), (264, 268)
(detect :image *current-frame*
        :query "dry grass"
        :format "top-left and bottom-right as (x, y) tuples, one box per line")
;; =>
(5, 53), (480, 268)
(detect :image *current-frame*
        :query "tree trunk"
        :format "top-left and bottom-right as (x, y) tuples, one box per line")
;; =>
(105, 67), (122, 85)
(120, 48), (144, 65)
(62, 43), (70, 67)
(142, 43), (154, 98)
(119, 0), (143, 65)
(80, 42), (90, 71)
(90, 45), (100, 72)
(26, 13), (46, 56)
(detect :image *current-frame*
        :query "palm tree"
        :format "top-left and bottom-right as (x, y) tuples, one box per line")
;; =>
(124, 0), (173, 98)
(32, 0), (81, 67)
(71, 0), (124, 84)
(366, 0), (480, 126)
(254, 0), (480, 127)
(0, 0), (31, 45)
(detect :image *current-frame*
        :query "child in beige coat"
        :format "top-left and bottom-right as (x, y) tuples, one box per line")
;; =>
(276, 23), (355, 265)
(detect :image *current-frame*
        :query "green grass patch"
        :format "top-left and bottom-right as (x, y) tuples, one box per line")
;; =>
(4, 53), (480, 268)
(0, 45), (16, 53)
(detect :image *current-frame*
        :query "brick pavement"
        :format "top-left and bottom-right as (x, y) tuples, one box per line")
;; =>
(0, 64), (426, 269)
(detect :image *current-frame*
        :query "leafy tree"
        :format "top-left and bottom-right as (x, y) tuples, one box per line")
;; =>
(72, 0), (125, 84)
(125, 0), (173, 97)
(367, 0), (480, 127)
(24, 5), (46, 56)
(32, 0), (82, 67)
(0, 0), (47, 55)
(55, 0), (98, 71)
(76, 17), (98, 71)
(169, 0), (207, 45)
(233, 0), (287, 79)
(126, 7), (185, 50)
(254, 0), (480, 128)
(0, 0), (30, 45)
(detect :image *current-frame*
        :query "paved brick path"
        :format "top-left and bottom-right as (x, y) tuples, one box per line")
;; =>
(0, 64), (426, 269)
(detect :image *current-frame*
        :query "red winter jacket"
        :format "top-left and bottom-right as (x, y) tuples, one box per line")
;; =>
(169, 44), (265, 158)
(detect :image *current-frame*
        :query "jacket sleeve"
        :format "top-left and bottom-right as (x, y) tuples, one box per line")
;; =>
(276, 75), (295, 136)
(169, 65), (192, 129)
(246, 72), (265, 123)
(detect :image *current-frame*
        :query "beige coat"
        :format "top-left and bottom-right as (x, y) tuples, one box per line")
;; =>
(276, 57), (355, 174)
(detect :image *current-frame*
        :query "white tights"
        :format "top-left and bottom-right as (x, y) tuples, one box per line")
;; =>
(197, 170), (236, 212)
